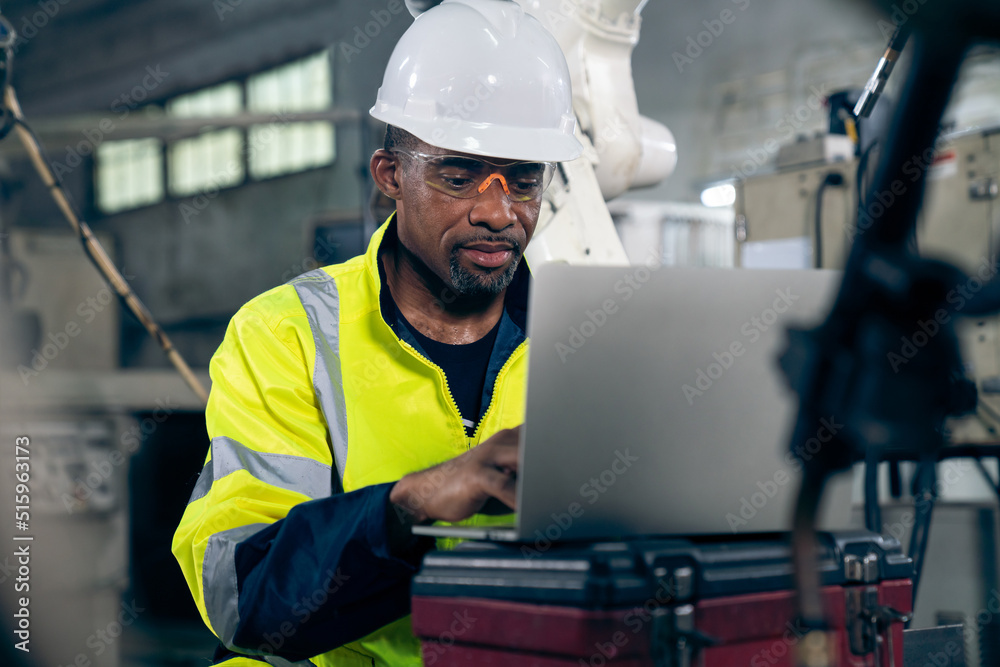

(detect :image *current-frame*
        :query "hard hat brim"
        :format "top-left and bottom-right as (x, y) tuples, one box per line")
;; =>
(371, 106), (585, 163)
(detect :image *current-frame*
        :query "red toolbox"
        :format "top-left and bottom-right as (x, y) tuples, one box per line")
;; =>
(411, 531), (913, 666)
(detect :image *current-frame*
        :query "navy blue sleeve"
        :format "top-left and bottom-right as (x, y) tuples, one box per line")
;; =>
(230, 482), (434, 661)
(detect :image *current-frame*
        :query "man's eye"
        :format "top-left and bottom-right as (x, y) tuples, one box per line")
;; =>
(442, 176), (473, 188)
(511, 180), (540, 192)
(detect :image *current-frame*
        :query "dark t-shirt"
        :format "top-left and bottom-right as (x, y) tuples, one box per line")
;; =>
(396, 305), (500, 433)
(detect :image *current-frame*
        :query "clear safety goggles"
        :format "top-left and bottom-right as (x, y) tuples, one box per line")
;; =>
(393, 150), (556, 202)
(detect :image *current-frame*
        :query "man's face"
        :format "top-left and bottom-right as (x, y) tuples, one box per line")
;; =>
(388, 140), (543, 299)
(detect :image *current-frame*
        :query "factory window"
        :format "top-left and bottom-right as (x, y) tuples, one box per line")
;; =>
(95, 138), (164, 215)
(247, 51), (335, 179)
(94, 50), (334, 215)
(167, 82), (245, 197)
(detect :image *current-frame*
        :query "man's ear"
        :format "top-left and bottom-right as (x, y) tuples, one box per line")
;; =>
(371, 150), (403, 201)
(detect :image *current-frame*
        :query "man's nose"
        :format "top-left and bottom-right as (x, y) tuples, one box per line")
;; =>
(471, 176), (517, 230)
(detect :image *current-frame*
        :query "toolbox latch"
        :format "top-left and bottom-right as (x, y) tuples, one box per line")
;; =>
(844, 553), (879, 584)
(651, 604), (719, 667)
(844, 552), (913, 665)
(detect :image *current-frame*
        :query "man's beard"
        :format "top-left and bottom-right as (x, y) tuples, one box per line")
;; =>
(448, 244), (522, 299)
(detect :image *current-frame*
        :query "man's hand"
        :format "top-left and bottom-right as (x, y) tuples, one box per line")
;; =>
(389, 427), (520, 524)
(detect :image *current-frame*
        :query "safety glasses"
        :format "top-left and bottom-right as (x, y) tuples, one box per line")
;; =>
(393, 150), (556, 202)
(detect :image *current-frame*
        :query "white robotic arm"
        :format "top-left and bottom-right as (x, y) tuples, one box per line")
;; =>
(520, 0), (676, 198)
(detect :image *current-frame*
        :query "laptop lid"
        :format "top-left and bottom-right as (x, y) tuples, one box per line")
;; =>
(514, 265), (856, 543)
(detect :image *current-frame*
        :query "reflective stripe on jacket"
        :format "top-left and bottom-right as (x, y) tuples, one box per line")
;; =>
(171, 216), (528, 666)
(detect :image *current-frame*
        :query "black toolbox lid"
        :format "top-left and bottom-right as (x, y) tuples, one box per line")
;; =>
(412, 531), (914, 608)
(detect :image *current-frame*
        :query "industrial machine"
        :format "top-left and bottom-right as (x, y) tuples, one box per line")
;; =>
(736, 126), (1000, 430)
(730, 32), (1000, 667)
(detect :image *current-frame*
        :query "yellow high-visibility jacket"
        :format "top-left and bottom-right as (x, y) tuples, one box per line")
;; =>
(171, 216), (528, 666)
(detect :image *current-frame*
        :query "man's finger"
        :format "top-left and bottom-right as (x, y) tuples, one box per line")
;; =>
(480, 467), (517, 511)
(486, 439), (520, 471)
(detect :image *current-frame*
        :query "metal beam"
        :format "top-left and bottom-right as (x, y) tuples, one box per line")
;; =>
(0, 107), (363, 157)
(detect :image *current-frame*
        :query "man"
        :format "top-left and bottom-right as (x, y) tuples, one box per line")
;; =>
(172, 1), (582, 665)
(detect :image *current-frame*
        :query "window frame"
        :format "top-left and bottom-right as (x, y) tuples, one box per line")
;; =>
(92, 49), (337, 217)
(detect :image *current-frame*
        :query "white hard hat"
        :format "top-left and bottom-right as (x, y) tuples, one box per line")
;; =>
(370, 0), (582, 162)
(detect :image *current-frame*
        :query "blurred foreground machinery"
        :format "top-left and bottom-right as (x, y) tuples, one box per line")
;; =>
(733, 51), (1000, 665)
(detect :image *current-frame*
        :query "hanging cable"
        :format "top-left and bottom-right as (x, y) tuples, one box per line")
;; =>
(814, 172), (845, 269)
(0, 64), (208, 404)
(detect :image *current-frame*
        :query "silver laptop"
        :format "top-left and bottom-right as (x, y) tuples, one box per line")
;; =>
(412, 265), (856, 542)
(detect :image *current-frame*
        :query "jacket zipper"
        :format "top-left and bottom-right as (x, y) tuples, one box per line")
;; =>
(396, 339), (467, 444)
(471, 340), (527, 443)
(397, 338), (527, 449)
